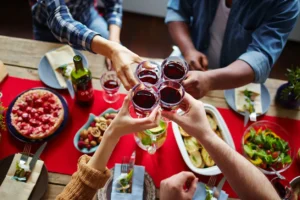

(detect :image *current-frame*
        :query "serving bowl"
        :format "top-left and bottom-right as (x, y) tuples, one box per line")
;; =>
(172, 103), (235, 176)
(242, 121), (293, 175)
(73, 108), (118, 154)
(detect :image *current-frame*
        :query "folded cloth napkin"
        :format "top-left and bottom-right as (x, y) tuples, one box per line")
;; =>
(111, 164), (144, 200)
(193, 182), (228, 200)
(0, 153), (44, 200)
(45, 45), (75, 88)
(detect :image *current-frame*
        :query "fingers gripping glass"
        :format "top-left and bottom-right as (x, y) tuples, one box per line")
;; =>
(135, 61), (162, 88)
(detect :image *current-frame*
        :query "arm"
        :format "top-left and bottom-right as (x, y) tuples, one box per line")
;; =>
(102, 0), (123, 42)
(166, 0), (208, 70)
(162, 94), (280, 200)
(56, 96), (160, 200)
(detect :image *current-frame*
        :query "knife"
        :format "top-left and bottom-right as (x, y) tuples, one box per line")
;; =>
(29, 142), (47, 171)
(213, 176), (227, 198)
(65, 78), (75, 99)
(244, 110), (250, 127)
(129, 151), (136, 169)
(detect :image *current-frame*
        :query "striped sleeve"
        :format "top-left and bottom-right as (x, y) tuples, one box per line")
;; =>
(102, 0), (123, 27)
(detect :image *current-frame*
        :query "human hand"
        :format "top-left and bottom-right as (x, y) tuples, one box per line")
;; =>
(110, 42), (143, 90)
(184, 49), (208, 71)
(182, 71), (211, 99)
(107, 92), (161, 138)
(162, 93), (212, 139)
(160, 171), (198, 200)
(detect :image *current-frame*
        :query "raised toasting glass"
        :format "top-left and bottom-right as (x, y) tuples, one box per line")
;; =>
(100, 71), (121, 103)
(159, 80), (185, 111)
(162, 56), (189, 83)
(136, 61), (161, 87)
(131, 83), (159, 118)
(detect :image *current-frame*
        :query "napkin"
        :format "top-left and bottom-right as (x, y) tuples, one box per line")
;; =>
(0, 153), (44, 200)
(45, 45), (75, 88)
(235, 83), (262, 114)
(193, 182), (228, 200)
(111, 164), (144, 200)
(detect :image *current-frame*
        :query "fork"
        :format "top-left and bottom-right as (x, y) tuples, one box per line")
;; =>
(121, 157), (129, 174)
(207, 176), (217, 188)
(20, 143), (31, 166)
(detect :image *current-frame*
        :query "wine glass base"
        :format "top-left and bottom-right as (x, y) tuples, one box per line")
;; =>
(103, 93), (120, 104)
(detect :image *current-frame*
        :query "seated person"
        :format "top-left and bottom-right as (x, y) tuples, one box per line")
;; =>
(31, 0), (140, 90)
(56, 93), (280, 200)
(166, 0), (300, 98)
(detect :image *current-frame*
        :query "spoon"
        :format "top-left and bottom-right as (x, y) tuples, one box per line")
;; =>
(270, 167), (286, 180)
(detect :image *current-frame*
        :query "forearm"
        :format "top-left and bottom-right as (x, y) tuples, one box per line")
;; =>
(167, 22), (196, 56)
(109, 24), (121, 42)
(91, 35), (119, 60)
(87, 126), (119, 171)
(198, 131), (279, 200)
(207, 60), (255, 90)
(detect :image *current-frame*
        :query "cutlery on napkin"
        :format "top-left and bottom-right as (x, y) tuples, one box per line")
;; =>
(111, 164), (144, 200)
(0, 153), (44, 200)
(192, 182), (228, 200)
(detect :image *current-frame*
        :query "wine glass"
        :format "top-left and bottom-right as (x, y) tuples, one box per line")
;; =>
(130, 83), (159, 118)
(159, 80), (185, 111)
(271, 177), (292, 200)
(100, 71), (121, 103)
(135, 60), (162, 87)
(161, 56), (189, 83)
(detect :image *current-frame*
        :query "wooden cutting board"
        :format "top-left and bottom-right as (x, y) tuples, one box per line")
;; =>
(0, 60), (8, 83)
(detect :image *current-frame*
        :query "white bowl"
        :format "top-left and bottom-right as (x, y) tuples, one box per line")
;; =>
(172, 104), (235, 176)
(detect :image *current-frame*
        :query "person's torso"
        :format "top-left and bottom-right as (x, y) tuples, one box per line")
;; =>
(32, 0), (95, 26)
(206, 0), (230, 69)
(190, 0), (274, 67)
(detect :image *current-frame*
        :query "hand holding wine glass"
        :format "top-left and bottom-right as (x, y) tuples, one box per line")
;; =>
(161, 93), (212, 139)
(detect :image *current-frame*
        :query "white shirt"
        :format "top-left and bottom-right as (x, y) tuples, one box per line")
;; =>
(207, 0), (231, 69)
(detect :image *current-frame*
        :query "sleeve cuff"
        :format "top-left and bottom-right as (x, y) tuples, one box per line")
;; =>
(77, 155), (111, 190)
(107, 18), (122, 28)
(165, 9), (189, 24)
(238, 51), (271, 83)
(83, 31), (101, 53)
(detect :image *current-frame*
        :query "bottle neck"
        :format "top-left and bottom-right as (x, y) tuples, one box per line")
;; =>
(73, 55), (84, 72)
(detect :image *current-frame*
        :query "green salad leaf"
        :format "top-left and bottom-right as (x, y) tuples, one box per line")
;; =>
(244, 145), (255, 158)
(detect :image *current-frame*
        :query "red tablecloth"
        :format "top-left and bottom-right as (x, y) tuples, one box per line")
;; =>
(0, 76), (299, 198)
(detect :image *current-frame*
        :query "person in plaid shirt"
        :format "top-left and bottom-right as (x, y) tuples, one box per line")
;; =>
(31, 0), (142, 90)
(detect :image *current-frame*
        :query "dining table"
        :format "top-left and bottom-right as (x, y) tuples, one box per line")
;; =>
(0, 35), (299, 200)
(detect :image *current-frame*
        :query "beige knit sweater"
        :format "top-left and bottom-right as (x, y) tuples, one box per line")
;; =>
(56, 155), (111, 200)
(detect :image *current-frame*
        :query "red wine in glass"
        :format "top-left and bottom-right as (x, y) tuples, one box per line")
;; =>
(104, 80), (119, 89)
(133, 90), (156, 109)
(271, 177), (292, 199)
(163, 63), (185, 80)
(159, 81), (185, 111)
(138, 70), (158, 85)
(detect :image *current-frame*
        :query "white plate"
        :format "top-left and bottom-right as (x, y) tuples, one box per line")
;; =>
(172, 104), (236, 176)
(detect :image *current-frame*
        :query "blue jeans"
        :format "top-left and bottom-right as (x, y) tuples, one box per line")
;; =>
(33, 6), (109, 42)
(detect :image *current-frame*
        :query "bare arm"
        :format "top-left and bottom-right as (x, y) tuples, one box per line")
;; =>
(167, 22), (196, 56)
(109, 24), (121, 43)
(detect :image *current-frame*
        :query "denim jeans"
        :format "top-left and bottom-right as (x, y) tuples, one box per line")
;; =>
(33, 6), (109, 43)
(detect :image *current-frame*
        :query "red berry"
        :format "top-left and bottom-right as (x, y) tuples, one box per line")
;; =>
(53, 111), (58, 117)
(48, 98), (55, 104)
(12, 107), (19, 114)
(37, 107), (44, 114)
(17, 110), (23, 116)
(90, 122), (96, 127)
(88, 134), (94, 141)
(35, 99), (43, 107)
(77, 141), (86, 149)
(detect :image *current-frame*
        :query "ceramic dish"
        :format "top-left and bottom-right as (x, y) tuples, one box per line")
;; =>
(38, 48), (88, 89)
(172, 103), (235, 176)
(97, 167), (156, 200)
(242, 121), (293, 175)
(73, 108), (118, 154)
(6, 88), (69, 143)
(224, 84), (271, 116)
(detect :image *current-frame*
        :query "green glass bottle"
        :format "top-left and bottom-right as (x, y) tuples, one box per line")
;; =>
(71, 55), (94, 106)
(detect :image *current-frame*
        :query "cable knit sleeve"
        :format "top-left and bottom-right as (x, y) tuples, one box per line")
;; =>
(56, 155), (111, 200)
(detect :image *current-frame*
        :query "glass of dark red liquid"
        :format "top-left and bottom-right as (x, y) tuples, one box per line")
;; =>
(136, 61), (161, 87)
(159, 80), (185, 112)
(161, 56), (189, 83)
(131, 83), (159, 118)
(271, 177), (292, 200)
(100, 71), (121, 103)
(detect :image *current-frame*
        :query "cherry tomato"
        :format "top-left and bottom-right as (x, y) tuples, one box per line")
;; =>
(258, 144), (263, 148)
(266, 150), (271, 154)
(272, 152), (279, 159)
(260, 162), (267, 169)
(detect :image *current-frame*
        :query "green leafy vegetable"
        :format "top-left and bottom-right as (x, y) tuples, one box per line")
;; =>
(244, 145), (255, 158)
(205, 185), (213, 200)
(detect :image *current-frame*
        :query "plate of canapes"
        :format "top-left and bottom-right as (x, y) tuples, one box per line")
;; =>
(73, 108), (118, 154)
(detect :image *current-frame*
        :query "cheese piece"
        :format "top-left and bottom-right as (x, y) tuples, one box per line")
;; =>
(45, 45), (75, 88)
(235, 83), (262, 114)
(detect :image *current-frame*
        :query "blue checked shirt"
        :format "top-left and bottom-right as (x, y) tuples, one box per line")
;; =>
(31, 0), (122, 52)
